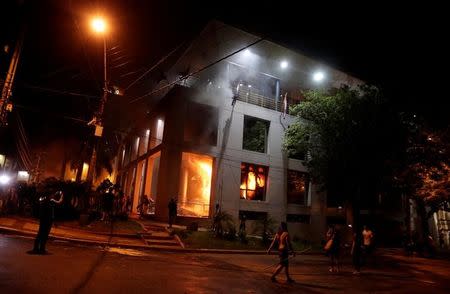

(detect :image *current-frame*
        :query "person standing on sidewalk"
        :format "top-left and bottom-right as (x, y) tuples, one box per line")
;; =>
(28, 190), (64, 255)
(168, 198), (177, 228)
(267, 222), (295, 283)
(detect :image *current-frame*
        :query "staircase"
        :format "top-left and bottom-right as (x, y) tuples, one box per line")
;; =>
(139, 224), (182, 248)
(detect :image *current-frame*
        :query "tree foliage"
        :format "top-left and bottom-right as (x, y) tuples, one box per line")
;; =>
(243, 118), (268, 153)
(283, 85), (404, 205)
(398, 122), (450, 207)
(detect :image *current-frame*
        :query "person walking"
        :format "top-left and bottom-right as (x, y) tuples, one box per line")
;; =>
(362, 225), (374, 265)
(325, 225), (341, 273)
(168, 198), (177, 228)
(101, 188), (114, 222)
(136, 195), (149, 219)
(28, 190), (64, 255)
(351, 230), (363, 274)
(267, 222), (295, 283)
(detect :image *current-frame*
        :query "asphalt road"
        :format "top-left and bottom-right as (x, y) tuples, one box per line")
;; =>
(1, 234), (449, 293)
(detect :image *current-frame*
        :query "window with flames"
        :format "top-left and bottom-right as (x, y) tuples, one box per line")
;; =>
(240, 163), (268, 201)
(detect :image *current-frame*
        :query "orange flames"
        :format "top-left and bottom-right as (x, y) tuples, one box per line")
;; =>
(240, 165), (266, 200)
(195, 160), (213, 200)
(179, 153), (213, 217)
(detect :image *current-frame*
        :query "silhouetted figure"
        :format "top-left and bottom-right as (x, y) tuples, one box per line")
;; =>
(168, 198), (177, 228)
(439, 229), (445, 249)
(351, 231), (362, 274)
(267, 222), (295, 283)
(137, 195), (150, 219)
(239, 214), (246, 234)
(28, 191), (64, 255)
(101, 188), (114, 222)
(325, 225), (341, 273)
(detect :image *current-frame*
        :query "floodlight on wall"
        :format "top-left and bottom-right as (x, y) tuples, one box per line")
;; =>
(0, 174), (11, 185)
(313, 71), (325, 82)
(280, 60), (288, 69)
(243, 49), (251, 56)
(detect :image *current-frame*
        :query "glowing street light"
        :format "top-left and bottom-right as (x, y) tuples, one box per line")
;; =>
(313, 71), (325, 82)
(91, 17), (107, 33)
(0, 174), (11, 185)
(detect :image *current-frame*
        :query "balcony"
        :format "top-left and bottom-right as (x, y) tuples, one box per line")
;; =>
(235, 87), (297, 113)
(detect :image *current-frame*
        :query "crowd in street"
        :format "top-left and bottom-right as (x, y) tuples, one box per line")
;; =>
(266, 222), (378, 283)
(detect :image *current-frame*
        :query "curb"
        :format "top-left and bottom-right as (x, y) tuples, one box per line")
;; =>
(0, 225), (322, 255)
(3, 217), (144, 239)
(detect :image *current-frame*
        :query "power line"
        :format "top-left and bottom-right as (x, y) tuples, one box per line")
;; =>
(22, 84), (100, 99)
(125, 41), (186, 91)
(129, 37), (265, 104)
(14, 104), (89, 124)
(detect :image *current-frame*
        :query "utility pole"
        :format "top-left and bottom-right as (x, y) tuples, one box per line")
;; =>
(0, 30), (24, 127)
(86, 22), (108, 184)
(31, 151), (45, 183)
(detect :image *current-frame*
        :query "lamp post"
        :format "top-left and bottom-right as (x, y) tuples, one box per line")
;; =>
(86, 17), (108, 184)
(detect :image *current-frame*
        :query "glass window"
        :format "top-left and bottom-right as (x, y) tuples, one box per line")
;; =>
(243, 116), (270, 153)
(178, 152), (213, 217)
(240, 162), (268, 201)
(184, 102), (218, 145)
(144, 152), (160, 214)
(287, 170), (309, 205)
(150, 118), (164, 149)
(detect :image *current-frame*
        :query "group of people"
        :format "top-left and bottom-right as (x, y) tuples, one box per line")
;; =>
(265, 222), (376, 283)
(97, 181), (131, 222)
(324, 224), (375, 274)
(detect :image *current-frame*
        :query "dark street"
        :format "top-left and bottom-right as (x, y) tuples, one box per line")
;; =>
(1, 234), (449, 294)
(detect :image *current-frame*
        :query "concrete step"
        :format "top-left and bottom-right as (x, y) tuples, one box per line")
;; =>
(140, 233), (173, 241)
(145, 239), (180, 247)
(144, 225), (167, 232)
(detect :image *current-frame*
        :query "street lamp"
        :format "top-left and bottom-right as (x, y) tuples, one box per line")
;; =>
(86, 16), (108, 183)
(91, 18), (106, 33)
(313, 71), (325, 82)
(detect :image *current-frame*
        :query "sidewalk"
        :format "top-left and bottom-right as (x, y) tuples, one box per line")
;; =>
(0, 215), (316, 254)
(0, 216), (152, 249)
(0, 216), (266, 253)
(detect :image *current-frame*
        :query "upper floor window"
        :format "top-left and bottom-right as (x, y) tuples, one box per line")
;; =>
(287, 170), (309, 205)
(240, 162), (268, 201)
(243, 116), (270, 153)
(184, 102), (218, 146)
(150, 118), (164, 149)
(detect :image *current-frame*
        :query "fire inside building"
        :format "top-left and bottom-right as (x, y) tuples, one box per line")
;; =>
(114, 21), (412, 243)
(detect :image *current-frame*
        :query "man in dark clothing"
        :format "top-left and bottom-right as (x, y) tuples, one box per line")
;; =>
(28, 191), (64, 255)
(168, 198), (177, 228)
(101, 188), (114, 222)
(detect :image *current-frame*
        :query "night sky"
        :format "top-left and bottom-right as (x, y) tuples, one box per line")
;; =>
(1, 0), (447, 157)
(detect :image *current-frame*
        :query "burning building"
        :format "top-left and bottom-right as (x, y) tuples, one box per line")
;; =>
(115, 21), (368, 241)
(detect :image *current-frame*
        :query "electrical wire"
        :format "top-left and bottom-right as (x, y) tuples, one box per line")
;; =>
(21, 84), (99, 99)
(129, 37), (265, 104)
(125, 41), (186, 91)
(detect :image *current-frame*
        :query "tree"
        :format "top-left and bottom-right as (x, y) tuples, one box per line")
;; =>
(397, 122), (450, 244)
(283, 85), (406, 265)
(243, 118), (269, 153)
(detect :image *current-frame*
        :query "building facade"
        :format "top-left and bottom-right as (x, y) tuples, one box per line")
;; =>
(116, 21), (363, 242)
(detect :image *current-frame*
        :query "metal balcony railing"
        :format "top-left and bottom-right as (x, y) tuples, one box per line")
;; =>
(177, 200), (210, 218)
